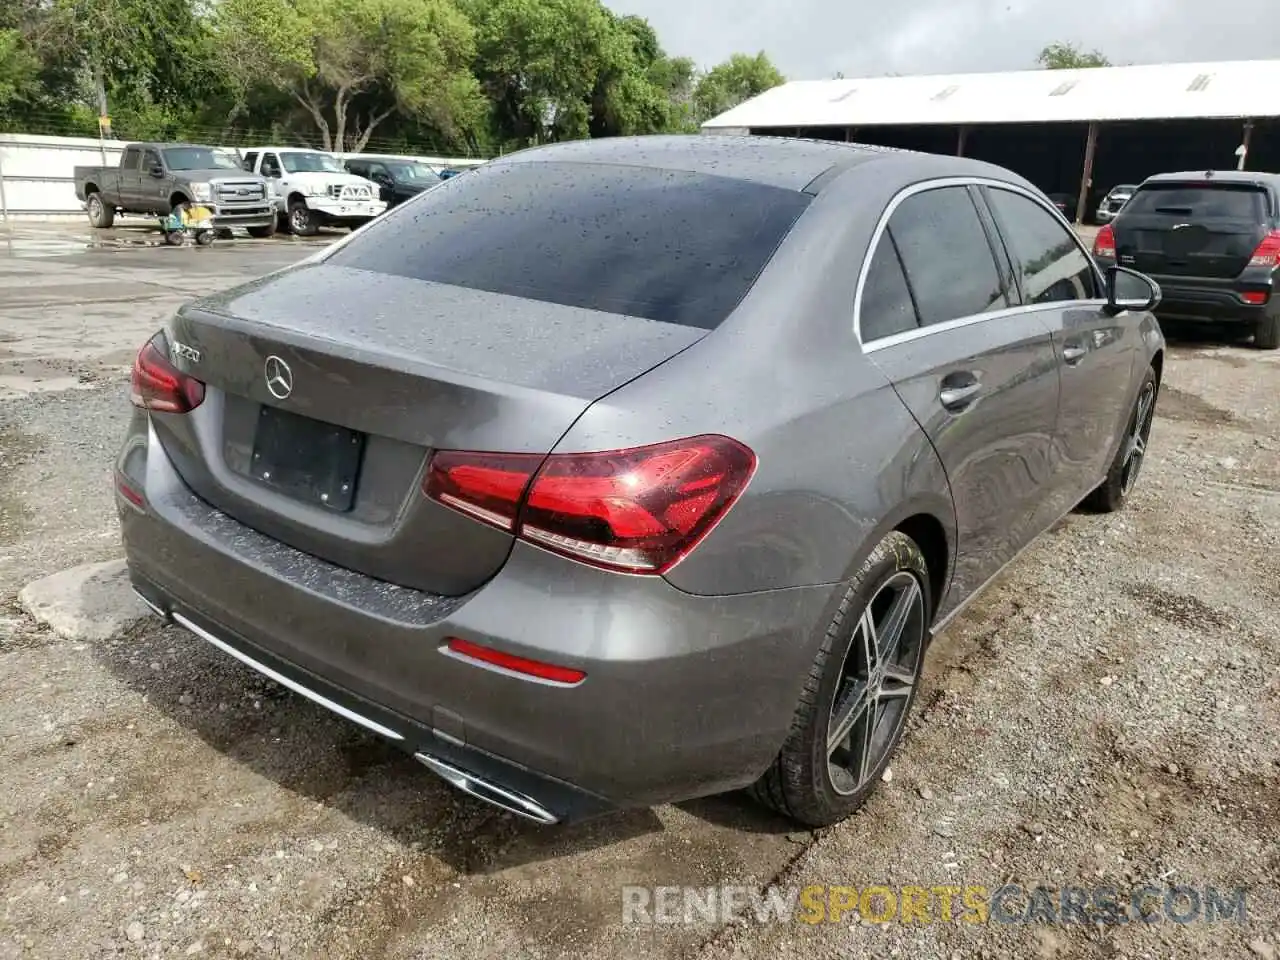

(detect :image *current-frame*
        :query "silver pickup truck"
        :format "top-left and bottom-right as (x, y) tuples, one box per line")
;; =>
(74, 142), (278, 236)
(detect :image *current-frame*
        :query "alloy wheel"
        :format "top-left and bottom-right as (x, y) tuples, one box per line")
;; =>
(290, 207), (310, 234)
(87, 195), (102, 222)
(826, 570), (926, 796)
(1121, 381), (1156, 496)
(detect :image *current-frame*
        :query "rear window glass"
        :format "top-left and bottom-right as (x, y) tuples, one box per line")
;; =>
(325, 160), (811, 328)
(1124, 185), (1269, 220)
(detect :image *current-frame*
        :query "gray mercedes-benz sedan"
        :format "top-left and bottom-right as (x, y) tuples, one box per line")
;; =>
(117, 135), (1165, 828)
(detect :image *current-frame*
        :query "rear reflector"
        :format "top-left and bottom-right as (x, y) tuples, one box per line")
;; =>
(425, 435), (757, 575)
(1241, 290), (1269, 305)
(444, 637), (586, 685)
(1093, 224), (1116, 259)
(1248, 230), (1280, 268)
(131, 332), (205, 413)
(116, 475), (145, 508)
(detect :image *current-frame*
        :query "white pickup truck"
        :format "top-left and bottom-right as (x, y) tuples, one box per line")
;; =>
(241, 147), (387, 236)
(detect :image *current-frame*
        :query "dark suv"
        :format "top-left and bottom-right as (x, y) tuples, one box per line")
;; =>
(1093, 171), (1280, 349)
(343, 156), (443, 208)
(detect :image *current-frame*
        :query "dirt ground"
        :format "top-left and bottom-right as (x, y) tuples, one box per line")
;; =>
(0, 227), (1276, 960)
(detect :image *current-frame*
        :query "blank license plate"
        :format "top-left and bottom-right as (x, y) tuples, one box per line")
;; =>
(251, 405), (364, 511)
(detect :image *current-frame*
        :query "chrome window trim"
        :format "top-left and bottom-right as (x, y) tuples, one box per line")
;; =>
(853, 177), (1108, 353)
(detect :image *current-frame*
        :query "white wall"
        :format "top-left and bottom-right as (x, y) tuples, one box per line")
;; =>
(0, 133), (124, 217)
(0, 133), (487, 220)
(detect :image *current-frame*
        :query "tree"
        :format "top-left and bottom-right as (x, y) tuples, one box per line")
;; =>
(215, 0), (484, 152)
(1037, 41), (1110, 69)
(466, 0), (624, 146)
(0, 29), (38, 109)
(588, 13), (696, 138)
(692, 52), (784, 123)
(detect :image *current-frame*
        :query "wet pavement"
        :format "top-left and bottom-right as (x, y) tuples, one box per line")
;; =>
(0, 221), (332, 399)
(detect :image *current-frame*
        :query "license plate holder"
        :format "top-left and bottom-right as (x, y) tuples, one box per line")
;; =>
(251, 406), (363, 512)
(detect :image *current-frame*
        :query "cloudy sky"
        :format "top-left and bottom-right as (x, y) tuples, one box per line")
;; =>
(608, 0), (1280, 80)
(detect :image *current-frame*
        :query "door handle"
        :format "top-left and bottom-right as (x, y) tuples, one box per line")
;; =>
(939, 373), (982, 412)
(1062, 343), (1087, 365)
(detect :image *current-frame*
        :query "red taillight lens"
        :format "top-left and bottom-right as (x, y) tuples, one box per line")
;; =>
(1093, 224), (1116, 259)
(1241, 290), (1270, 305)
(425, 435), (757, 574)
(444, 637), (585, 685)
(130, 334), (205, 413)
(1248, 230), (1280, 268)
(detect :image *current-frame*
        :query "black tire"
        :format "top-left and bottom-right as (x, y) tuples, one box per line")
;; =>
(287, 199), (318, 237)
(247, 220), (277, 239)
(750, 531), (932, 827)
(1255, 315), (1280, 350)
(86, 192), (114, 228)
(164, 230), (185, 246)
(195, 230), (215, 246)
(1082, 366), (1158, 513)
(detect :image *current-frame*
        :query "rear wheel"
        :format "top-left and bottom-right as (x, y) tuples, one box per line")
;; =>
(1083, 366), (1158, 512)
(86, 192), (114, 228)
(1255, 315), (1280, 350)
(750, 531), (931, 827)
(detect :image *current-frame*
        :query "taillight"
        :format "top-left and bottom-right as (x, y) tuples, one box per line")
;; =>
(425, 435), (757, 574)
(1093, 224), (1116, 259)
(1248, 230), (1280, 268)
(130, 333), (205, 413)
(1241, 290), (1269, 305)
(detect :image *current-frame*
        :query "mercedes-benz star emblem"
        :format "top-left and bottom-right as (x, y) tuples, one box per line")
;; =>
(264, 355), (293, 400)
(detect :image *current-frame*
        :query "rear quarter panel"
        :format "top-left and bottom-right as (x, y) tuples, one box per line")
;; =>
(554, 157), (960, 598)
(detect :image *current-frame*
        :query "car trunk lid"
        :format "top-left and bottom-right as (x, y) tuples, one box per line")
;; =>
(155, 263), (706, 596)
(1113, 181), (1271, 279)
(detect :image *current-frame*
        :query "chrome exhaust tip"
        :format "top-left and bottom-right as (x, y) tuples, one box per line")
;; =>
(133, 589), (170, 621)
(414, 752), (559, 825)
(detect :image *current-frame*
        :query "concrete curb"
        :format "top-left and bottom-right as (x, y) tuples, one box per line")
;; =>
(18, 559), (153, 642)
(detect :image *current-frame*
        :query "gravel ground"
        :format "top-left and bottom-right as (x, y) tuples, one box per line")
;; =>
(0, 239), (1277, 959)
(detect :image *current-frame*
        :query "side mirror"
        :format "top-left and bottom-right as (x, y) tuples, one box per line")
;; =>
(149, 164), (165, 178)
(1104, 265), (1161, 315)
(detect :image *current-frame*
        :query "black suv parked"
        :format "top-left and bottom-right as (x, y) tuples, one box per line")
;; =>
(1093, 170), (1280, 349)
(343, 156), (443, 208)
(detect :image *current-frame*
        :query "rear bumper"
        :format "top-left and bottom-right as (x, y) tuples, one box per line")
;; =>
(1098, 262), (1275, 324)
(116, 415), (831, 820)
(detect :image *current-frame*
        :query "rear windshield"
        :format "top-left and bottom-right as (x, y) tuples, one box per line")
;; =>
(325, 160), (811, 328)
(1124, 184), (1269, 220)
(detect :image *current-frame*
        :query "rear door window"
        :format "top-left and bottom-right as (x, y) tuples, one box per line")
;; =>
(121, 146), (141, 170)
(985, 187), (1099, 303)
(887, 186), (1008, 326)
(859, 234), (919, 342)
(1124, 184), (1269, 221)
(326, 160), (811, 328)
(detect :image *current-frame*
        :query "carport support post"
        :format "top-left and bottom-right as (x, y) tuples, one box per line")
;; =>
(1075, 121), (1099, 226)
(956, 125), (969, 157)
(1238, 120), (1254, 170)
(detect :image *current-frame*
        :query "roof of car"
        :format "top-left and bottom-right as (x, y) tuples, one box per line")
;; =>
(490, 134), (928, 193)
(1143, 170), (1280, 187)
(136, 143), (222, 150)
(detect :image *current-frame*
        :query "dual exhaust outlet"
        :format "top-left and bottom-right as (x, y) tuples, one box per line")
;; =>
(134, 590), (560, 825)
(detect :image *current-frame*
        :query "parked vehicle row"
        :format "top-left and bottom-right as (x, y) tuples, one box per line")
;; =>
(77, 140), (461, 238)
(1093, 169), (1280, 350)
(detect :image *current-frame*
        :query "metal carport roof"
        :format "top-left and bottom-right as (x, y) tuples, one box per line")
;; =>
(701, 60), (1280, 130)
